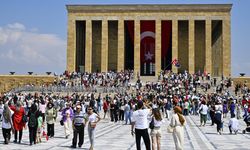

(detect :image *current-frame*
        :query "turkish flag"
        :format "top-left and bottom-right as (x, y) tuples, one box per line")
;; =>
(140, 21), (155, 64)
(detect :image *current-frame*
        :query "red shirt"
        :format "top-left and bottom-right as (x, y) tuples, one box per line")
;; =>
(103, 101), (109, 111)
(242, 99), (247, 106)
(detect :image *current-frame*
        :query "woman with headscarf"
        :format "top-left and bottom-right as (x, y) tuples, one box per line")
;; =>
(10, 101), (26, 144)
(2, 104), (14, 144)
(61, 102), (74, 139)
(27, 103), (39, 145)
(170, 106), (186, 150)
(46, 102), (56, 138)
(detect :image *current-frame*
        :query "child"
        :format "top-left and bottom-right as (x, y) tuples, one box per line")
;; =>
(36, 112), (43, 143)
(228, 114), (239, 135)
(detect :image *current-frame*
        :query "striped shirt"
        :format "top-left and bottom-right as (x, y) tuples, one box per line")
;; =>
(73, 111), (86, 126)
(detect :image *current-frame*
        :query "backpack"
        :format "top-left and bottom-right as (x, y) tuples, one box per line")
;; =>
(28, 112), (37, 127)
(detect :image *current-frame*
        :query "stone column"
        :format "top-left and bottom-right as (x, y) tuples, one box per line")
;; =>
(188, 19), (195, 74)
(222, 16), (231, 77)
(205, 19), (212, 75)
(172, 20), (178, 73)
(155, 20), (161, 76)
(101, 20), (108, 72)
(66, 16), (76, 72)
(117, 19), (125, 72)
(134, 20), (140, 76)
(85, 20), (92, 73)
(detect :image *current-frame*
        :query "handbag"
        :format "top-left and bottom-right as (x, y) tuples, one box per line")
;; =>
(167, 125), (174, 133)
(60, 119), (64, 126)
(90, 122), (97, 128)
(149, 118), (154, 129)
(199, 106), (203, 114)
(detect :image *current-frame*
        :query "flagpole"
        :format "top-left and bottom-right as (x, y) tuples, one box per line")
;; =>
(164, 59), (180, 71)
(163, 60), (173, 71)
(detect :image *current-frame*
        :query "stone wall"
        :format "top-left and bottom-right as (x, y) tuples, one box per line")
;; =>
(232, 77), (250, 88)
(0, 75), (55, 93)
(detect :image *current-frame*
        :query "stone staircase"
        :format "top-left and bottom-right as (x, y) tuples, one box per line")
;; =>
(130, 76), (159, 86)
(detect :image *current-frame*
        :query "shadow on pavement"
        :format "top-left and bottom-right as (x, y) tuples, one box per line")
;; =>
(59, 145), (89, 150)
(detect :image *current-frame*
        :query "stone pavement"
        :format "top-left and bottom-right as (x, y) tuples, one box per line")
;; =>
(0, 112), (250, 150)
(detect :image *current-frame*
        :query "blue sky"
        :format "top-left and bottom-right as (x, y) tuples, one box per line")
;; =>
(0, 0), (249, 77)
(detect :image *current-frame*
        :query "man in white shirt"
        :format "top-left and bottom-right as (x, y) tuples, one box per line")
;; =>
(131, 100), (151, 150)
(229, 114), (239, 134)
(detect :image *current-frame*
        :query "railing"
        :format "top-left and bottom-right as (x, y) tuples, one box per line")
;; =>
(9, 85), (129, 94)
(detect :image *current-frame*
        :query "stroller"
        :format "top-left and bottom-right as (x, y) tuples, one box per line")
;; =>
(242, 114), (250, 134)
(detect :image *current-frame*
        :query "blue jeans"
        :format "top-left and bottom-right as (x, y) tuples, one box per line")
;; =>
(125, 111), (131, 124)
(243, 108), (248, 118)
(97, 103), (102, 113)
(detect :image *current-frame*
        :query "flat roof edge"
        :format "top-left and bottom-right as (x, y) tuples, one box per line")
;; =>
(66, 4), (232, 13)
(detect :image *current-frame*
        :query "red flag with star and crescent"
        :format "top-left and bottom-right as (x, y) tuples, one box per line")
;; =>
(140, 21), (155, 64)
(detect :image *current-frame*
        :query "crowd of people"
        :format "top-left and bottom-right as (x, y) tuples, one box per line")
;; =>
(0, 70), (250, 150)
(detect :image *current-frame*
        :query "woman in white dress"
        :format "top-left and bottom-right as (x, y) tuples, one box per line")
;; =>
(170, 106), (186, 150)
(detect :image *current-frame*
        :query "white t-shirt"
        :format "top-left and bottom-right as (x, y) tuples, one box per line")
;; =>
(27, 99), (33, 107)
(229, 118), (239, 131)
(153, 118), (165, 128)
(131, 109), (150, 129)
(2, 109), (14, 129)
(215, 104), (223, 113)
(199, 104), (208, 115)
(184, 102), (189, 109)
(39, 104), (46, 113)
(88, 113), (98, 123)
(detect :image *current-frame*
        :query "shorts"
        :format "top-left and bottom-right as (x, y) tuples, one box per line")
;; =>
(150, 127), (161, 137)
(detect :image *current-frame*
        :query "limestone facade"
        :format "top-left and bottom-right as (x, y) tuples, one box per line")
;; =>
(0, 75), (55, 93)
(66, 4), (232, 77)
